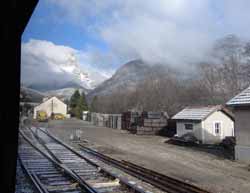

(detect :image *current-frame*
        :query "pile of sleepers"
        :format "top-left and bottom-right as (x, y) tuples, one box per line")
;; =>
(121, 111), (168, 135)
(121, 111), (140, 131)
(88, 111), (168, 135)
(136, 111), (168, 135)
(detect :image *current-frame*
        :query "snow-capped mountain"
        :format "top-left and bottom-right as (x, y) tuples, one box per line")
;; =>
(44, 87), (86, 100)
(58, 55), (105, 90)
(21, 53), (107, 92)
(21, 39), (108, 92)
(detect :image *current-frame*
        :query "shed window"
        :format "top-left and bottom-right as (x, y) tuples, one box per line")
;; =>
(214, 122), (221, 135)
(185, 123), (193, 130)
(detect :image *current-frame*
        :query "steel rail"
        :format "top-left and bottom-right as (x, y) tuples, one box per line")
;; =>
(79, 144), (211, 193)
(79, 144), (185, 193)
(19, 129), (99, 193)
(121, 160), (210, 193)
(37, 127), (153, 193)
(18, 156), (49, 193)
(28, 127), (63, 164)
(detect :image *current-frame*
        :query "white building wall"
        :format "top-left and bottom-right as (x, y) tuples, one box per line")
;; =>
(176, 121), (202, 141)
(202, 111), (234, 144)
(33, 97), (67, 119)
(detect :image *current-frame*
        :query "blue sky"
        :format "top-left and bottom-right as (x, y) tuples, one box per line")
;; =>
(22, 0), (109, 52)
(22, 0), (250, 76)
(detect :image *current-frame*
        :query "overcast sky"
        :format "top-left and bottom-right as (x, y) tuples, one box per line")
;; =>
(22, 0), (250, 77)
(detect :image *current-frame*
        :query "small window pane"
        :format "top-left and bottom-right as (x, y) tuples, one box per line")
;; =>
(215, 123), (220, 129)
(185, 124), (193, 130)
(214, 122), (221, 135)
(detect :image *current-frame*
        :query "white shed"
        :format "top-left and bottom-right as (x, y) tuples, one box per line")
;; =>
(33, 96), (67, 119)
(172, 105), (234, 144)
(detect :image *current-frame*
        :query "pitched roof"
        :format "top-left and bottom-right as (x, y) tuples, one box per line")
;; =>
(172, 105), (231, 121)
(36, 96), (66, 107)
(226, 86), (250, 106)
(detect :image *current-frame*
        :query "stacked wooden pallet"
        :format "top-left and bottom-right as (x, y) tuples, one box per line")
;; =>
(88, 111), (169, 135)
(121, 112), (130, 130)
(121, 111), (140, 130)
(135, 112), (168, 135)
(136, 117), (168, 135)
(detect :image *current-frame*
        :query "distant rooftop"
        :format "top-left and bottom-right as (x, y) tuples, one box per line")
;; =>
(172, 105), (224, 121)
(227, 86), (250, 106)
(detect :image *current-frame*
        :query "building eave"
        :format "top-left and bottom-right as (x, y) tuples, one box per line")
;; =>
(173, 119), (202, 123)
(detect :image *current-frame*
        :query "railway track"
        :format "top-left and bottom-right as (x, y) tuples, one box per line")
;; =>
(19, 130), (96, 193)
(18, 127), (156, 193)
(78, 145), (211, 193)
(39, 127), (210, 193)
(19, 127), (211, 193)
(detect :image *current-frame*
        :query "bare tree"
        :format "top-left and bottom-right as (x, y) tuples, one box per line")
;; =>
(213, 35), (245, 98)
(89, 35), (250, 115)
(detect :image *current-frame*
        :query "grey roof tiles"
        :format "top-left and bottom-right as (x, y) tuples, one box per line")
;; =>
(172, 105), (221, 121)
(227, 86), (250, 106)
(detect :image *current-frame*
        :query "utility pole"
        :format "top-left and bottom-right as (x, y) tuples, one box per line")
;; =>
(50, 99), (54, 121)
(51, 99), (54, 115)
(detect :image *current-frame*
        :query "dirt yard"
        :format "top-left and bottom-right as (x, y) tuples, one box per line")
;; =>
(35, 118), (250, 193)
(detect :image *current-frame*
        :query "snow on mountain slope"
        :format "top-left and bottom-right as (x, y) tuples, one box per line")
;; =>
(58, 53), (93, 90)
(21, 39), (108, 92)
(44, 87), (86, 100)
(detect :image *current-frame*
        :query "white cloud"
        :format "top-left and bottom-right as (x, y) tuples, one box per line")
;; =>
(21, 39), (111, 89)
(46, 0), (250, 69)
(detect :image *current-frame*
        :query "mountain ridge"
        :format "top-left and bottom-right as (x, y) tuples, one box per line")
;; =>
(87, 59), (165, 99)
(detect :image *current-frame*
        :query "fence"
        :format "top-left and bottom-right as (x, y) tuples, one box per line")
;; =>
(89, 112), (122, 129)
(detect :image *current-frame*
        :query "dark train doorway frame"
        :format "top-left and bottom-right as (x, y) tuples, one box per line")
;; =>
(1, 1), (38, 192)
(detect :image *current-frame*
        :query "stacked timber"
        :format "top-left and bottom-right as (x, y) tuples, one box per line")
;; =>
(137, 117), (168, 135)
(121, 112), (130, 130)
(135, 111), (168, 135)
(121, 111), (140, 130)
(88, 111), (169, 135)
